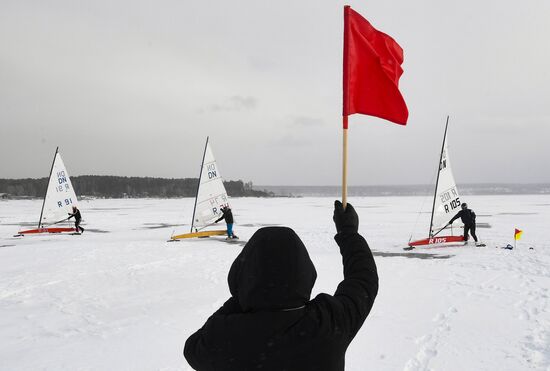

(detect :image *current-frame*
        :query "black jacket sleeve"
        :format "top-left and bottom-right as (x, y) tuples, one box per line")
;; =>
(315, 231), (378, 338)
(183, 297), (241, 370)
(449, 210), (462, 224)
(215, 210), (226, 223)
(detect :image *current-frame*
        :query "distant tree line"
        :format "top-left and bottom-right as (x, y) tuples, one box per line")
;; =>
(0, 176), (273, 198)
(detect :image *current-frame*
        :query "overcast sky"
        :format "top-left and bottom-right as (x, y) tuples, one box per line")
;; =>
(1, 0), (549, 185)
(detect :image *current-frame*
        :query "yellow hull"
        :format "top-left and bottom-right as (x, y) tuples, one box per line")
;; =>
(170, 229), (227, 240)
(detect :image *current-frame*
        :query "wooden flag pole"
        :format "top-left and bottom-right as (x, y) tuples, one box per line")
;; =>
(342, 116), (349, 209)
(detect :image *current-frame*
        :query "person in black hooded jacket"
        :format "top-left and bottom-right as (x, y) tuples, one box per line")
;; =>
(184, 200), (378, 371)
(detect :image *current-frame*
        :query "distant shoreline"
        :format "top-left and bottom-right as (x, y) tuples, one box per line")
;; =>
(0, 176), (273, 199)
(254, 184), (550, 197)
(1, 177), (549, 199)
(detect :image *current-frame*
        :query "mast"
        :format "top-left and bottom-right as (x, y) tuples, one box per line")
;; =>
(38, 147), (59, 228)
(429, 116), (449, 237)
(190, 137), (209, 233)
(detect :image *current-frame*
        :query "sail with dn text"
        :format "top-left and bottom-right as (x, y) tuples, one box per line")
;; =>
(15, 147), (80, 236)
(41, 152), (79, 226)
(192, 140), (230, 230)
(170, 137), (230, 240)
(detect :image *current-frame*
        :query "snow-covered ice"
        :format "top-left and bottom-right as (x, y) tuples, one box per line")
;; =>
(1, 195), (549, 370)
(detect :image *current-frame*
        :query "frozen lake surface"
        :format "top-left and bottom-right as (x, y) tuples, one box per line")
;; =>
(1, 195), (549, 370)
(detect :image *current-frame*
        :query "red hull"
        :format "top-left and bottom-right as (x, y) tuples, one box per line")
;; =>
(409, 235), (464, 247)
(17, 227), (77, 235)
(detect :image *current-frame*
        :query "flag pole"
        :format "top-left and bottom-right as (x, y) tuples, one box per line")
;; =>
(342, 6), (350, 210)
(342, 116), (349, 209)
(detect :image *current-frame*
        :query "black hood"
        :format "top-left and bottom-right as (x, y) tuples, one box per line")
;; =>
(228, 226), (317, 312)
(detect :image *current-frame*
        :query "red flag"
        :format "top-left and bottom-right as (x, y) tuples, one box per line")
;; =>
(343, 5), (408, 126)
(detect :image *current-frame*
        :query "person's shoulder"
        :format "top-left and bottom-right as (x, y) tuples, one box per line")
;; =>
(304, 294), (353, 335)
(310, 293), (333, 303)
(307, 293), (341, 315)
(201, 311), (246, 335)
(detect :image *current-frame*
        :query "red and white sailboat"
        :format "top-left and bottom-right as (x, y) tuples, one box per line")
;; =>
(16, 147), (80, 235)
(407, 117), (464, 248)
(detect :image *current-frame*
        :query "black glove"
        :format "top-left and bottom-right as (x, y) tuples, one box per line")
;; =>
(333, 200), (359, 234)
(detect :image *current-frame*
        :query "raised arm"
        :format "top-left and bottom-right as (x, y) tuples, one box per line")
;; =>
(330, 200), (379, 337)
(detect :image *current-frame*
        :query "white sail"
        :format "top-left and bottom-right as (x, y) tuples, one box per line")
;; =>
(40, 152), (79, 226)
(191, 140), (230, 230)
(430, 131), (462, 235)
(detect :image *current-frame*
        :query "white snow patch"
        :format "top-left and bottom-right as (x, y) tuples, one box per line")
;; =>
(1, 195), (549, 370)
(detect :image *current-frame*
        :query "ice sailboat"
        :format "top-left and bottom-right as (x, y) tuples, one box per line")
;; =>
(170, 137), (230, 240)
(407, 117), (465, 248)
(16, 147), (80, 236)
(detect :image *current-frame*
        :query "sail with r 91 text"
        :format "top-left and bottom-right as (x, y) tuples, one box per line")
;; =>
(41, 152), (79, 226)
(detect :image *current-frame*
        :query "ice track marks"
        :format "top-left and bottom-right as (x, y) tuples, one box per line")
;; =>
(517, 273), (550, 369)
(404, 307), (458, 371)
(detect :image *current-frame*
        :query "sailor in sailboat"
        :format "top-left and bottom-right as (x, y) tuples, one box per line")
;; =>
(448, 203), (478, 245)
(68, 206), (85, 234)
(170, 138), (236, 241)
(15, 147), (84, 236)
(215, 206), (237, 239)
